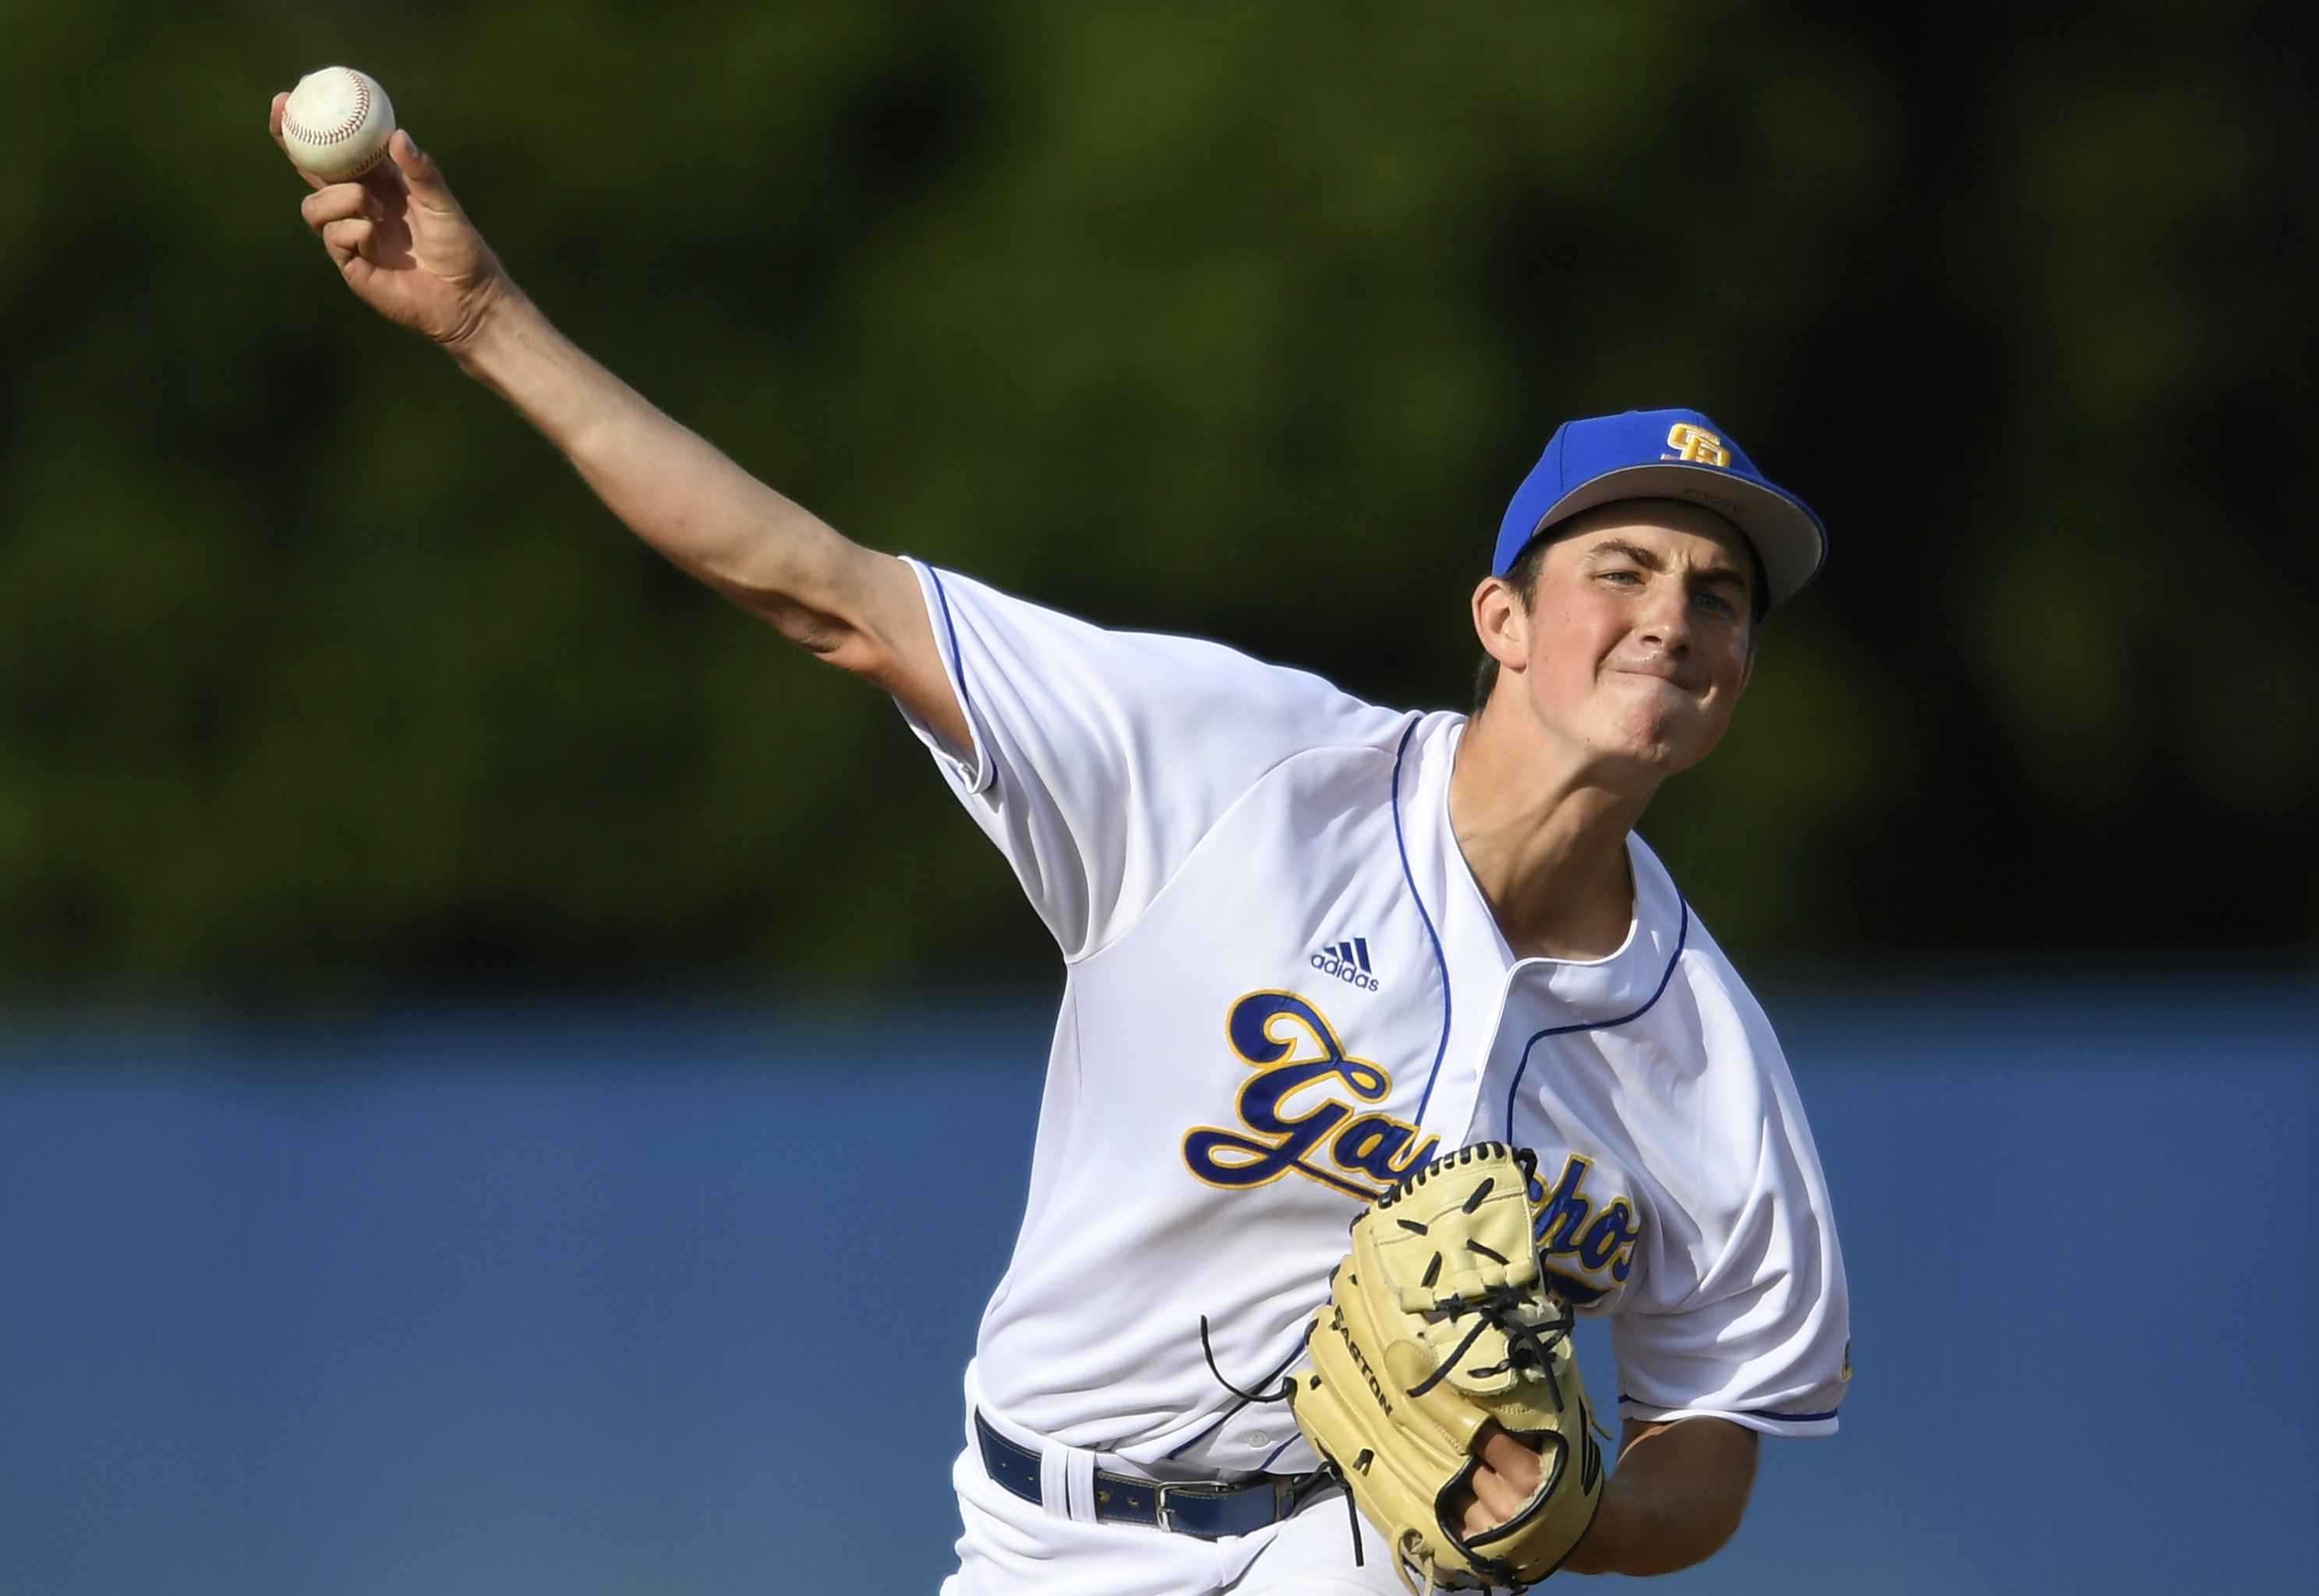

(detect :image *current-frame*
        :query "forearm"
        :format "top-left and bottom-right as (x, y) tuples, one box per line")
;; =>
(1559, 1418), (1757, 1577)
(447, 291), (877, 655)
(277, 107), (963, 736)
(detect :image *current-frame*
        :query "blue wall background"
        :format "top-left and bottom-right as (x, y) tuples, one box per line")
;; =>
(2, 982), (2313, 1595)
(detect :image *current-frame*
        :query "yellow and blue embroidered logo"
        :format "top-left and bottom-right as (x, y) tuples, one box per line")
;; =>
(1527, 1153), (1642, 1304)
(1182, 990), (1438, 1201)
(1662, 422), (1731, 468)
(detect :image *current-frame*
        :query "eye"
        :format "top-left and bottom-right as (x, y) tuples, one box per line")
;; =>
(1600, 568), (1642, 585)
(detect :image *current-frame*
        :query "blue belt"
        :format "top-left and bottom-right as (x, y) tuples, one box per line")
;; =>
(974, 1411), (1331, 1540)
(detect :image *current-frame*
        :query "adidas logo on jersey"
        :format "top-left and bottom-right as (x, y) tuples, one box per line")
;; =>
(1310, 937), (1379, 992)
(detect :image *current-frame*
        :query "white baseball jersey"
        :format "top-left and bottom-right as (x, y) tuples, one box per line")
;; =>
(899, 562), (1849, 1486)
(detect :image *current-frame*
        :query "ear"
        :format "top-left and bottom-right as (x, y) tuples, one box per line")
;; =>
(1735, 641), (1755, 698)
(1472, 574), (1530, 673)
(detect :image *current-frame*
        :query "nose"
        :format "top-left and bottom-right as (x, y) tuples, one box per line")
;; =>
(1634, 577), (1694, 651)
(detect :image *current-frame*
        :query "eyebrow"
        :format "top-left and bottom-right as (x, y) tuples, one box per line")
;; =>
(1583, 538), (1753, 592)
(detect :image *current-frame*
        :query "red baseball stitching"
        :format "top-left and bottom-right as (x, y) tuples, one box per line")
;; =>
(285, 72), (373, 147)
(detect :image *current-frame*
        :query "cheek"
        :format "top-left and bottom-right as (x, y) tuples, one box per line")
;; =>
(1676, 651), (1752, 745)
(1522, 611), (1614, 713)
(1525, 600), (1622, 678)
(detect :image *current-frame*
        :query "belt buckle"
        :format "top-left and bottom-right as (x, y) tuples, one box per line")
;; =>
(1154, 1477), (1293, 1539)
(1154, 1479), (1239, 1538)
(1152, 1481), (1199, 1536)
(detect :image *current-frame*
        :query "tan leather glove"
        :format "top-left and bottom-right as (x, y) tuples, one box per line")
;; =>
(1289, 1142), (1603, 1592)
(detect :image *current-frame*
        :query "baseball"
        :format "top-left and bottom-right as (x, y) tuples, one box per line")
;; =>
(281, 67), (396, 182)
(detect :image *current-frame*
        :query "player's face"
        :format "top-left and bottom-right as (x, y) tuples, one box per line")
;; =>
(1485, 501), (1758, 778)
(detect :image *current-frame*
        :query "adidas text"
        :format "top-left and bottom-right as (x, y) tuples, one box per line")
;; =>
(1310, 938), (1380, 992)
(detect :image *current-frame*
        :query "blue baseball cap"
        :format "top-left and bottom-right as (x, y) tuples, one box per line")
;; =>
(1492, 408), (1827, 606)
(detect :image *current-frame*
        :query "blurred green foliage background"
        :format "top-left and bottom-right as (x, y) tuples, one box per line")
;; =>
(0, 0), (2312, 998)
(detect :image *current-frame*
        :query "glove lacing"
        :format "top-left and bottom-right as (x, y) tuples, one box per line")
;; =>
(1404, 1284), (1572, 1400)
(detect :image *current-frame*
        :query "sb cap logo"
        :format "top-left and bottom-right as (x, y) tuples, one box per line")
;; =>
(1662, 422), (1731, 468)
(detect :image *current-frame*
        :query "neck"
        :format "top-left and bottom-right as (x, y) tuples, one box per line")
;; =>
(1448, 699), (1660, 962)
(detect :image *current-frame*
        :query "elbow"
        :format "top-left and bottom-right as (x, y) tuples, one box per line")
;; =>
(713, 579), (874, 666)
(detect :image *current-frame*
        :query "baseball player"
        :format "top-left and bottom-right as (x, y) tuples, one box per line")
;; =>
(279, 107), (1848, 1591)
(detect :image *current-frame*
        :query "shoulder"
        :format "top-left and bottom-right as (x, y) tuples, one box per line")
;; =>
(911, 560), (1410, 750)
(1624, 839), (1795, 1086)
(1635, 870), (1833, 1205)
(1674, 921), (1784, 1061)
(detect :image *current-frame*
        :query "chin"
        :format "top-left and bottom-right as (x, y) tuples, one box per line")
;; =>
(1591, 713), (1716, 775)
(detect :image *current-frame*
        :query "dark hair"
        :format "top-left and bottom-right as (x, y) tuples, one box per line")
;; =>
(1471, 522), (1770, 713)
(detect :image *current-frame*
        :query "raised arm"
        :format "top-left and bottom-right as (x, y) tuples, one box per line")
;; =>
(271, 97), (966, 748)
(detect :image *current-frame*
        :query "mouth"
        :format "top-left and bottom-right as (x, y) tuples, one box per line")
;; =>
(1607, 663), (1702, 693)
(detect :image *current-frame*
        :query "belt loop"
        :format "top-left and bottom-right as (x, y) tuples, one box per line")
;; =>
(1037, 1437), (1072, 1519)
(1060, 1446), (1100, 1524)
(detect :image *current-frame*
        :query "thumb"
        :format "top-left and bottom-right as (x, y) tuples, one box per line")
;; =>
(386, 129), (454, 205)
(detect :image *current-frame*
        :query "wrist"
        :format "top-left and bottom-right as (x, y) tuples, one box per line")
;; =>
(445, 284), (551, 385)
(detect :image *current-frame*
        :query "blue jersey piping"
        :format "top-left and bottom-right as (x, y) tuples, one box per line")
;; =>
(922, 564), (974, 751)
(1161, 1412), (1228, 1462)
(1500, 895), (1690, 1140)
(1393, 717), (1455, 1124)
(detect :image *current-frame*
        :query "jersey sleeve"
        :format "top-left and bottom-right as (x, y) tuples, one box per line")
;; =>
(896, 560), (1402, 960)
(1609, 961), (1852, 1439)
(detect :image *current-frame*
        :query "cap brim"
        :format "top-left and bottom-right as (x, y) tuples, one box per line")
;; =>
(1529, 463), (1827, 607)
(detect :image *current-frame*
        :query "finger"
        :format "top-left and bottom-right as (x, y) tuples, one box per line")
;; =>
(1458, 1481), (1518, 1538)
(1456, 1421), (1547, 1534)
(1475, 1424), (1544, 1498)
(268, 94), (331, 192)
(359, 156), (412, 207)
(385, 129), (456, 210)
(301, 183), (381, 231)
(1464, 1461), (1529, 1531)
(1447, 1479), (1481, 1536)
(320, 216), (376, 267)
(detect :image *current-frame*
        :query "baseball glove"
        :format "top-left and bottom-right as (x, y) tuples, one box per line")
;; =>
(1288, 1142), (1603, 1593)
